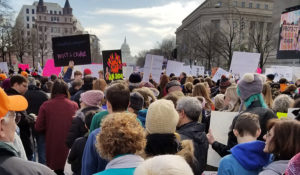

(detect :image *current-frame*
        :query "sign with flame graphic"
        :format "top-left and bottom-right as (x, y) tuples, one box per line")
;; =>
(102, 50), (123, 81)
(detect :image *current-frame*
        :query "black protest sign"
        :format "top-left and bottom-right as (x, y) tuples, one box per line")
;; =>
(102, 50), (123, 81)
(52, 34), (91, 67)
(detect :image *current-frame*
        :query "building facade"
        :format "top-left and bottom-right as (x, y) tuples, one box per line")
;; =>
(121, 37), (135, 65)
(176, 0), (274, 70)
(14, 0), (87, 66)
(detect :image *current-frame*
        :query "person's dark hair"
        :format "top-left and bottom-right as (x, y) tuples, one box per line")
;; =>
(82, 75), (94, 90)
(279, 78), (288, 84)
(145, 134), (181, 156)
(266, 119), (300, 160)
(169, 73), (175, 78)
(84, 111), (96, 129)
(193, 78), (200, 85)
(35, 80), (41, 88)
(71, 79), (83, 88)
(40, 76), (48, 85)
(10, 75), (28, 86)
(234, 113), (260, 137)
(50, 74), (57, 82)
(293, 99), (300, 108)
(105, 83), (130, 112)
(74, 70), (82, 76)
(51, 79), (70, 99)
(205, 77), (214, 88)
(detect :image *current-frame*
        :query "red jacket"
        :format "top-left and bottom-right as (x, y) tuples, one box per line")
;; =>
(35, 94), (78, 170)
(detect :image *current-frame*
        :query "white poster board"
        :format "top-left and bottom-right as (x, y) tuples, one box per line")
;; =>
(288, 108), (299, 120)
(0, 62), (8, 74)
(183, 65), (192, 76)
(207, 111), (238, 167)
(191, 65), (205, 76)
(123, 66), (134, 79)
(266, 66), (293, 82)
(142, 54), (164, 83)
(293, 67), (300, 82)
(72, 64), (103, 78)
(212, 68), (230, 82)
(166, 60), (184, 77)
(229, 52), (260, 78)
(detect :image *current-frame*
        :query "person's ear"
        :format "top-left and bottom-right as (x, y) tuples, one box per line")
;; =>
(233, 129), (239, 137)
(256, 129), (261, 138)
(0, 119), (6, 139)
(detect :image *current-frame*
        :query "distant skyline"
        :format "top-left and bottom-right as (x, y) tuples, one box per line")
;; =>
(11, 0), (205, 56)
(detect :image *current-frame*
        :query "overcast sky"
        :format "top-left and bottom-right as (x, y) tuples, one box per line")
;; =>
(11, 0), (205, 56)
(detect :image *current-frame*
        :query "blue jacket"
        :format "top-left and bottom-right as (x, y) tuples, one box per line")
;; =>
(218, 141), (270, 175)
(137, 109), (147, 127)
(63, 68), (73, 83)
(81, 128), (108, 175)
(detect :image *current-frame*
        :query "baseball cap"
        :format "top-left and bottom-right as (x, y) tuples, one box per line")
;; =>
(0, 88), (28, 118)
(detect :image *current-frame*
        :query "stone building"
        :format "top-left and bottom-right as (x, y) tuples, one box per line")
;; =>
(121, 37), (135, 65)
(14, 0), (87, 66)
(176, 0), (274, 70)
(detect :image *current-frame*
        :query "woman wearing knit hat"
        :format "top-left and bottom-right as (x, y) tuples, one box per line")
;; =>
(144, 99), (199, 175)
(207, 73), (277, 157)
(66, 90), (103, 148)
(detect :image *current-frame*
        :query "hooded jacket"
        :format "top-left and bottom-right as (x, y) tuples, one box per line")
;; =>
(259, 160), (289, 175)
(0, 141), (55, 175)
(177, 121), (208, 174)
(218, 141), (270, 175)
(137, 109), (147, 127)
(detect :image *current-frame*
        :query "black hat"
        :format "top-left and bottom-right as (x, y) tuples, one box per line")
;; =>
(129, 72), (142, 84)
(266, 74), (275, 81)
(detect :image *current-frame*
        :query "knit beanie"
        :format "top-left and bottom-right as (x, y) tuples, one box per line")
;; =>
(285, 153), (300, 175)
(21, 71), (28, 78)
(83, 68), (92, 76)
(237, 73), (263, 101)
(129, 92), (144, 111)
(146, 99), (179, 134)
(80, 90), (104, 107)
(166, 80), (181, 93)
(219, 75), (231, 89)
(129, 72), (142, 84)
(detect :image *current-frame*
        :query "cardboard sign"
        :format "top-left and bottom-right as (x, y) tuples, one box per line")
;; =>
(142, 54), (164, 83)
(123, 66), (134, 79)
(42, 59), (62, 77)
(229, 52), (260, 78)
(72, 64), (103, 78)
(52, 34), (91, 67)
(212, 68), (229, 82)
(191, 65), (205, 76)
(207, 111), (238, 167)
(0, 62), (9, 73)
(18, 64), (29, 71)
(102, 50), (123, 81)
(166, 60), (184, 77)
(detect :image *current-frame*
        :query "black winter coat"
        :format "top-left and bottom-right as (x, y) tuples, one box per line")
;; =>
(66, 106), (101, 148)
(212, 100), (277, 157)
(24, 85), (49, 115)
(68, 136), (88, 175)
(177, 122), (208, 175)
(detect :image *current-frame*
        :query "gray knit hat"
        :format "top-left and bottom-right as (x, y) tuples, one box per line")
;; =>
(166, 80), (181, 93)
(237, 73), (263, 101)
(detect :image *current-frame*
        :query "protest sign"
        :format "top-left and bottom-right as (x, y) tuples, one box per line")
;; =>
(183, 65), (192, 76)
(166, 60), (184, 77)
(102, 50), (123, 81)
(42, 59), (62, 77)
(207, 111), (238, 167)
(202, 171), (218, 175)
(266, 66), (293, 82)
(123, 66), (134, 79)
(293, 67), (300, 82)
(72, 64), (103, 78)
(18, 64), (29, 71)
(191, 65), (205, 76)
(52, 34), (91, 67)
(229, 52), (260, 78)
(288, 108), (300, 120)
(142, 54), (164, 83)
(212, 68), (230, 82)
(0, 62), (8, 73)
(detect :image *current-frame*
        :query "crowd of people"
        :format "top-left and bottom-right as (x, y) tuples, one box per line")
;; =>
(0, 62), (299, 175)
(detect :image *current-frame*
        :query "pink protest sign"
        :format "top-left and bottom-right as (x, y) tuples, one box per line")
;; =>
(42, 59), (62, 77)
(256, 68), (262, 74)
(18, 64), (30, 71)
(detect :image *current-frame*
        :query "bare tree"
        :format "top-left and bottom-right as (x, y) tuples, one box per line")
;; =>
(28, 28), (39, 68)
(249, 23), (275, 69)
(12, 23), (29, 64)
(36, 25), (49, 66)
(135, 50), (149, 67)
(155, 37), (176, 60)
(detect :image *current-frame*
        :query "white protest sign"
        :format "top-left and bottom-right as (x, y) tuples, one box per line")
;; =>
(288, 108), (299, 120)
(212, 68), (230, 82)
(166, 60), (184, 77)
(293, 67), (300, 82)
(0, 62), (8, 74)
(72, 64), (103, 78)
(270, 66), (293, 82)
(191, 65), (205, 76)
(123, 66), (134, 79)
(229, 52), (260, 78)
(183, 65), (192, 76)
(207, 111), (238, 167)
(142, 54), (164, 83)
(202, 171), (218, 175)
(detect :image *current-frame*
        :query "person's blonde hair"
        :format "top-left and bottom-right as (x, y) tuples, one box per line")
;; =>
(93, 79), (107, 92)
(214, 94), (225, 111)
(185, 76), (193, 83)
(96, 112), (146, 160)
(262, 83), (273, 108)
(224, 85), (240, 112)
(192, 83), (212, 110)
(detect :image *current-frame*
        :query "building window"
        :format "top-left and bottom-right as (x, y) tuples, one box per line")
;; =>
(32, 16), (35, 21)
(50, 10), (53, 14)
(51, 27), (54, 33)
(27, 31), (30, 36)
(249, 3), (252, 8)
(26, 8), (29, 14)
(39, 26), (43, 32)
(70, 18), (72, 22)
(65, 18), (67, 22)
(211, 19), (220, 29)
(51, 17), (53, 21)
(32, 9), (35, 14)
(65, 28), (68, 33)
(241, 2), (245, 8)
(27, 24), (30, 29)
(44, 16), (47, 20)
(54, 11), (57, 15)
(256, 3), (260, 9)
(26, 16), (29, 21)
(265, 4), (269, 9)
(233, 1), (238, 7)
(44, 26), (47, 32)
(59, 11), (62, 15)
(57, 28), (60, 33)
(57, 17), (59, 22)
(39, 16), (42, 20)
